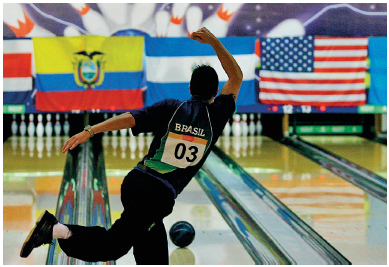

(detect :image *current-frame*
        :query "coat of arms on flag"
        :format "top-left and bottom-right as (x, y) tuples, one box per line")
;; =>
(73, 51), (105, 90)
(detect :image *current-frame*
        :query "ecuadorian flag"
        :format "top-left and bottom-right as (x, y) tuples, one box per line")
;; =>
(145, 37), (259, 107)
(33, 36), (144, 111)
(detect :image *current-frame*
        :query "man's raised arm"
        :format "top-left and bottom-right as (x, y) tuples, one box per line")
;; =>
(190, 27), (243, 102)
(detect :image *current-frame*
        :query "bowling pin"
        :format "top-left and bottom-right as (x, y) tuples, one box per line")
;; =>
(36, 114), (44, 137)
(130, 3), (156, 32)
(28, 136), (35, 157)
(11, 114), (18, 136)
(222, 119), (231, 136)
(154, 10), (170, 37)
(28, 114), (35, 137)
(201, 3), (243, 37)
(98, 3), (128, 27)
(54, 114), (61, 136)
(256, 114), (262, 135)
(129, 135), (137, 160)
(120, 136), (127, 159)
(186, 5), (203, 36)
(120, 127), (128, 137)
(249, 114), (256, 136)
(232, 114), (241, 137)
(241, 114), (248, 136)
(3, 3), (55, 37)
(167, 3), (190, 37)
(45, 114), (53, 137)
(63, 114), (70, 136)
(111, 114), (118, 136)
(37, 137), (44, 158)
(20, 114), (27, 136)
(11, 136), (18, 155)
(146, 134), (153, 148)
(46, 136), (53, 157)
(70, 3), (110, 36)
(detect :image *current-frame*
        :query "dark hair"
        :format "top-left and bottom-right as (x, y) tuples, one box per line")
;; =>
(189, 65), (219, 99)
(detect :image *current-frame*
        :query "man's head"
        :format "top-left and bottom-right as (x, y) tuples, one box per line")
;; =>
(189, 65), (219, 100)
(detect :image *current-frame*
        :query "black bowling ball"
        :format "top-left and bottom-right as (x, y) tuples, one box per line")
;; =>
(169, 221), (195, 248)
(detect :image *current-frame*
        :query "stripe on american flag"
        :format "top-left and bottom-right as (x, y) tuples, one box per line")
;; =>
(259, 36), (368, 107)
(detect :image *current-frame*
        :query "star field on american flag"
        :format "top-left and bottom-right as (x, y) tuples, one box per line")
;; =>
(261, 36), (314, 73)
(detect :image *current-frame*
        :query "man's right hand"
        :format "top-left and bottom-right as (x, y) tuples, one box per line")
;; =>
(190, 27), (218, 45)
(62, 130), (90, 153)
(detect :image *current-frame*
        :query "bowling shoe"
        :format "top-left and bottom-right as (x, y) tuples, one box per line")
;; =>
(20, 210), (58, 258)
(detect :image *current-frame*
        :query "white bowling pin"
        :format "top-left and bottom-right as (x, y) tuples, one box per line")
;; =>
(11, 136), (18, 155)
(201, 3), (243, 37)
(54, 114), (61, 136)
(155, 10), (170, 37)
(98, 3), (128, 27)
(37, 136), (44, 158)
(146, 134), (153, 148)
(45, 114), (53, 137)
(28, 114), (35, 137)
(11, 114), (18, 135)
(3, 3), (55, 37)
(241, 114), (248, 136)
(36, 114), (44, 137)
(167, 3), (190, 37)
(249, 114), (256, 136)
(130, 3), (156, 32)
(20, 114), (27, 136)
(232, 114), (241, 137)
(120, 136), (127, 159)
(120, 128), (128, 137)
(223, 119), (231, 136)
(63, 114), (70, 136)
(70, 3), (110, 36)
(256, 114), (262, 135)
(186, 5), (203, 36)
(111, 114), (118, 136)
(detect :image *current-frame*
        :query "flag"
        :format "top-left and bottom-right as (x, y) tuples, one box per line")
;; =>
(3, 39), (34, 105)
(259, 36), (368, 107)
(145, 37), (259, 107)
(367, 37), (387, 106)
(33, 36), (144, 112)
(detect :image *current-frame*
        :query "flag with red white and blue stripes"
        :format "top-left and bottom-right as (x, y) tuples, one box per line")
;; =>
(258, 36), (368, 107)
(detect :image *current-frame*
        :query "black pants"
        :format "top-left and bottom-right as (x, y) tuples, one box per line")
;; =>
(58, 169), (175, 264)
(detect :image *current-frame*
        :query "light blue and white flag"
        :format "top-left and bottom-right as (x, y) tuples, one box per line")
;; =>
(145, 37), (259, 107)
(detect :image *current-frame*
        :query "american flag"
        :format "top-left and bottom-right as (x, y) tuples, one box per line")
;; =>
(258, 36), (368, 107)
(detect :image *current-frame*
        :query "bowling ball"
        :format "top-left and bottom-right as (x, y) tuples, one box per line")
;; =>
(169, 221), (195, 248)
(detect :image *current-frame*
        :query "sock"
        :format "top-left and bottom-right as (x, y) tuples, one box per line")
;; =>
(53, 223), (72, 239)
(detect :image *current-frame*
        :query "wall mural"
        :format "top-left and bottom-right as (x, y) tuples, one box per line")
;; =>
(3, 3), (387, 39)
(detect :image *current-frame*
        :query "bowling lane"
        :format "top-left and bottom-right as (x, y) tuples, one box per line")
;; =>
(218, 136), (387, 265)
(103, 135), (254, 265)
(301, 135), (387, 178)
(3, 136), (68, 265)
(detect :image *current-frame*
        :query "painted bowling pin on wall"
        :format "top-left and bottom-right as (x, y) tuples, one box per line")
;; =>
(3, 3), (55, 37)
(70, 3), (110, 36)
